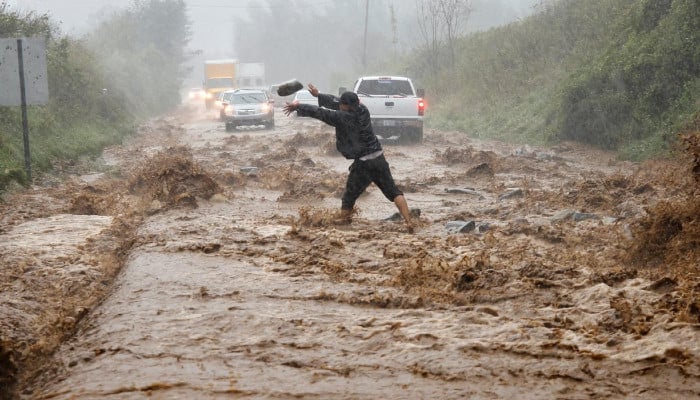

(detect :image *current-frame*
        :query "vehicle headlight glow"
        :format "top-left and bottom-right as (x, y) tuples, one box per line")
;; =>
(261, 103), (271, 113)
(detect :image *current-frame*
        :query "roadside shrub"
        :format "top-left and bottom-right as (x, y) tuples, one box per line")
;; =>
(554, 0), (700, 152)
(406, 0), (700, 160)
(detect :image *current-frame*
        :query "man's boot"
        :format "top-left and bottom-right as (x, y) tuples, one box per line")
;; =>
(393, 195), (415, 233)
(334, 208), (353, 225)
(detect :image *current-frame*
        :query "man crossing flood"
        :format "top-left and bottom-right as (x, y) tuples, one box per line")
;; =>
(283, 83), (415, 233)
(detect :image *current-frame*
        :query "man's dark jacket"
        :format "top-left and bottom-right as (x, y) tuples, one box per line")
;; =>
(296, 93), (382, 160)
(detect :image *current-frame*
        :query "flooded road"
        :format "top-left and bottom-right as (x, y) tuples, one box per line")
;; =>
(2, 105), (699, 399)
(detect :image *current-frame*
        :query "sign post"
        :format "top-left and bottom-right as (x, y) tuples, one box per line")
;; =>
(0, 37), (49, 182)
(17, 39), (32, 180)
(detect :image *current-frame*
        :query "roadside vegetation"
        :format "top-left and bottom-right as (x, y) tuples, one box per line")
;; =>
(0, 0), (190, 192)
(405, 0), (700, 160)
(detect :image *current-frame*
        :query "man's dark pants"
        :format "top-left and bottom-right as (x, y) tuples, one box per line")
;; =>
(341, 154), (403, 210)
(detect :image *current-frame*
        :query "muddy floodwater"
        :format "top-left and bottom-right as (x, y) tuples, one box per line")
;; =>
(1, 104), (699, 399)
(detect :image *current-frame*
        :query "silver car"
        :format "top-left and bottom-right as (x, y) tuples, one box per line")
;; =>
(291, 90), (318, 116)
(292, 90), (318, 106)
(220, 89), (275, 131)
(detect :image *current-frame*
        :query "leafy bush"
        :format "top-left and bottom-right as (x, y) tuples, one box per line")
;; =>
(556, 0), (700, 151)
(406, 0), (700, 159)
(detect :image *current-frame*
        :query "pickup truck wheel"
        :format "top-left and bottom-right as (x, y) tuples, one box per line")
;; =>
(401, 127), (422, 144)
(225, 122), (235, 132)
(413, 126), (424, 143)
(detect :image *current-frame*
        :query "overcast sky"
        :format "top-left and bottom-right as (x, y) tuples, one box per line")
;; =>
(9, 0), (538, 56)
(8, 0), (539, 87)
(8, 0), (245, 57)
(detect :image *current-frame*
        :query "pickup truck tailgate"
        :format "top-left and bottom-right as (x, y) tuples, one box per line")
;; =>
(360, 96), (418, 118)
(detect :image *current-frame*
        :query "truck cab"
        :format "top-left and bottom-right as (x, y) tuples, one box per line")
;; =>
(204, 59), (237, 109)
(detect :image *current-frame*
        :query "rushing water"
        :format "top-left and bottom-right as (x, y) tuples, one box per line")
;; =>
(8, 108), (698, 399)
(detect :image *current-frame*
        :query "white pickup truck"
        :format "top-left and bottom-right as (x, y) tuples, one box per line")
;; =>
(340, 76), (425, 144)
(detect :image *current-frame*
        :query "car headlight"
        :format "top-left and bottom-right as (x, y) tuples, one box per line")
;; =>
(224, 105), (234, 115)
(205, 92), (214, 99)
(261, 103), (271, 113)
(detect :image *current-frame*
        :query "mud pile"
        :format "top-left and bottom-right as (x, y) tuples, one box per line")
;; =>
(292, 206), (354, 228)
(127, 145), (221, 211)
(244, 143), (345, 202)
(683, 130), (700, 183)
(626, 131), (700, 323)
(261, 166), (343, 202)
(433, 145), (499, 167)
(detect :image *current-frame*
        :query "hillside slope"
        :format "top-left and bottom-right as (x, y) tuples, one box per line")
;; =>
(416, 0), (700, 159)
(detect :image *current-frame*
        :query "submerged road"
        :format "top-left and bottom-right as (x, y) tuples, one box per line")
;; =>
(17, 108), (700, 399)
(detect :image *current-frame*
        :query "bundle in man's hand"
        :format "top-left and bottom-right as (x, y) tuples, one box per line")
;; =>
(276, 79), (303, 96)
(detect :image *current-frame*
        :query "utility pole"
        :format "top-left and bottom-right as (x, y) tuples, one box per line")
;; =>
(362, 0), (369, 72)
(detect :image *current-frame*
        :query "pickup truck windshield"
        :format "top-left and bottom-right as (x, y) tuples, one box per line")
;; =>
(357, 79), (413, 96)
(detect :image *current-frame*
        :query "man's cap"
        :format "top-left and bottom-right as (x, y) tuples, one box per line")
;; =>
(339, 91), (359, 107)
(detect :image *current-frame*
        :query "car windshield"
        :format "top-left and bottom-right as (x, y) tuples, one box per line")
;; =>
(230, 93), (267, 104)
(357, 79), (413, 96)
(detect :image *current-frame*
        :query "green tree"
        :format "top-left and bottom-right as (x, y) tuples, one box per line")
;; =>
(86, 0), (191, 116)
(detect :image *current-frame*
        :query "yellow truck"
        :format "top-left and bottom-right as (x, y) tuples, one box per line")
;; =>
(203, 59), (237, 109)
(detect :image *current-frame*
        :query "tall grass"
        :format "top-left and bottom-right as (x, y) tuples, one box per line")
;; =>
(0, 34), (135, 190)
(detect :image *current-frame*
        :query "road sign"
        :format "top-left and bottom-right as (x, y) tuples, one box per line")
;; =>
(0, 37), (49, 182)
(0, 37), (49, 106)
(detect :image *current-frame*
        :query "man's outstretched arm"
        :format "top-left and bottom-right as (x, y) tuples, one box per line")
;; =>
(282, 99), (343, 127)
(295, 104), (343, 127)
(308, 83), (340, 110)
